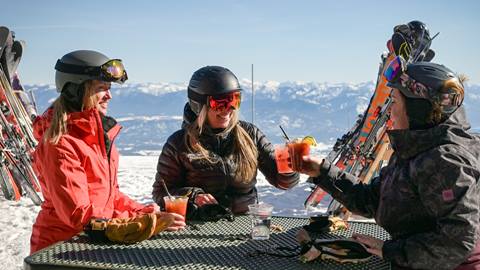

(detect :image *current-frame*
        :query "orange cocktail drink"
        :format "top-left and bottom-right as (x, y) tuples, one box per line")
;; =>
(163, 196), (188, 218)
(288, 142), (310, 171)
(274, 142), (310, 173)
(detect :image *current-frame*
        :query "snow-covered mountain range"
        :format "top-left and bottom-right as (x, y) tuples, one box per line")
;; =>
(28, 81), (480, 155)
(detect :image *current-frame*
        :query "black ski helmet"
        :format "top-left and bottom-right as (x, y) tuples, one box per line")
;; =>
(54, 50), (127, 93)
(389, 62), (460, 105)
(388, 61), (463, 129)
(187, 66), (242, 115)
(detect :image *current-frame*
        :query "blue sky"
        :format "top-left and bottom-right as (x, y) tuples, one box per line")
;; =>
(3, 0), (479, 84)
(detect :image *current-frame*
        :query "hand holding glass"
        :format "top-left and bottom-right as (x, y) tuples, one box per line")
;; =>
(275, 142), (310, 173)
(163, 196), (188, 218)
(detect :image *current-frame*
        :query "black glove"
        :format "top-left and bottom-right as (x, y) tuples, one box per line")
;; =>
(297, 227), (371, 263)
(188, 204), (234, 222)
(303, 214), (348, 233)
(300, 238), (372, 263)
(183, 187), (205, 218)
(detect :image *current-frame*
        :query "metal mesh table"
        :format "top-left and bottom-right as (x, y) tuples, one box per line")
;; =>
(24, 216), (391, 270)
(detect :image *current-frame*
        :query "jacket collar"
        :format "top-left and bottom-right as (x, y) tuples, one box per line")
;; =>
(33, 108), (121, 143)
(387, 106), (471, 159)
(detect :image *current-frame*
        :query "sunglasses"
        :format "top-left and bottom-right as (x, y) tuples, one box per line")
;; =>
(207, 92), (241, 112)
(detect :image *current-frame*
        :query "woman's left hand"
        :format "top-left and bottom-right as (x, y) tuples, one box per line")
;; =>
(194, 193), (218, 207)
(352, 233), (384, 258)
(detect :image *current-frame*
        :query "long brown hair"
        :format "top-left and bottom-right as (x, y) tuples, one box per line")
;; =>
(44, 80), (99, 144)
(185, 105), (258, 183)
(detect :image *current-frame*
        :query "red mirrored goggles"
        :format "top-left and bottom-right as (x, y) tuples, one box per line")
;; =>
(207, 92), (241, 112)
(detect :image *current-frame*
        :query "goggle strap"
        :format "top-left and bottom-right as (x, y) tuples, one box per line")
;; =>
(54, 60), (101, 76)
(187, 89), (208, 104)
(55, 59), (127, 83)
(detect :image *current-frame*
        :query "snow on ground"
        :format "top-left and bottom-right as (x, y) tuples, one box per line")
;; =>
(0, 196), (40, 270)
(0, 155), (328, 270)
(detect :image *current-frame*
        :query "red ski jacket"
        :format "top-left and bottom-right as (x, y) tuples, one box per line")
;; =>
(30, 108), (157, 253)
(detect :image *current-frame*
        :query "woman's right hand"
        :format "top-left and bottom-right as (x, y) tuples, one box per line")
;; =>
(298, 156), (324, 177)
(194, 193), (218, 207)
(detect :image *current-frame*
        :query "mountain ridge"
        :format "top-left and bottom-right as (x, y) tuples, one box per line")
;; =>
(28, 81), (480, 155)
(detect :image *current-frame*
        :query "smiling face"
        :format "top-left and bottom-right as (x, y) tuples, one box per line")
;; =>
(389, 88), (409, 130)
(83, 80), (112, 115)
(206, 106), (233, 129)
(204, 91), (241, 129)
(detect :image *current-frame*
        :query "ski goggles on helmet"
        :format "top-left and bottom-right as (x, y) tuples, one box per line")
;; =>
(384, 56), (463, 113)
(55, 59), (128, 83)
(384, 56), (432, 100)
(207, 91), (241, 112)
(100, 59), (128, 82)
(384, 55), (407, 83)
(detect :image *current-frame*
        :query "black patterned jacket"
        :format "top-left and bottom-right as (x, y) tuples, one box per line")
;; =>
(312, 107), (480, 269)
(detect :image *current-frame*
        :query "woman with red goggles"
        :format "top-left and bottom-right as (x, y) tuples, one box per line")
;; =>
(152, 66), (299, 216)
(30, 50), (185, 253)
(299, 60), (480, 270)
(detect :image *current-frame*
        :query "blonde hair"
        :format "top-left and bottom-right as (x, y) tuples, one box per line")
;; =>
(44, 80), (99, 144)
(185, 105), (258, 183)
(430, 74), (467, 123)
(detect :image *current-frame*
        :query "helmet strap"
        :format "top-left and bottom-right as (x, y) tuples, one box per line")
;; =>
(404, 98), (435, 130)
(184, 102), (199, 123)
(61, 82), (85, 112)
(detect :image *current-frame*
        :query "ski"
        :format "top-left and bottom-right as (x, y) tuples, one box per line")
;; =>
(0, 101), (41, 192)
(305, 21), (436, 217)
(304, 51), (395, 211)
(0, 26), (14, 85)
(0, 26), (11, 61)
(0, 158), (21, 201)
(0, 107), (42, 205)
(13, 73), (38, 121)
(0, 69), (37, 150)
(0, 138), (42, 205)
(0, 26), (41, 204)
(9, 40), (25, 80)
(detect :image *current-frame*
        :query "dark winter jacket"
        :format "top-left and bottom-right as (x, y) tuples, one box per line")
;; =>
(312, 106), (480, 270)
(152, 104), (299, 214)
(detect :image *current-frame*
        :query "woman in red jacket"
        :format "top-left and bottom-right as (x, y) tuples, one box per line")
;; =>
(30, 50), (185, 253)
